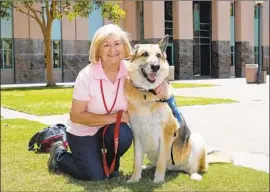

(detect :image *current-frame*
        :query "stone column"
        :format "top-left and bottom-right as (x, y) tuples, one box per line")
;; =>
(123, 0), (140, 46)
(13, 3), (45, 84)
(173, 1), (193, 79)
(235, 1), (255, 77)
(62, 16), (89, 82)
(143, 1), (165, 43)
(262, 1), (269, 74)
(211, 0), (231, 78)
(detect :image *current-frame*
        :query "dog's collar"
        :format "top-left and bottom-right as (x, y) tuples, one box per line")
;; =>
(130, 80), (167, 102)
(130, 80), (154, 94)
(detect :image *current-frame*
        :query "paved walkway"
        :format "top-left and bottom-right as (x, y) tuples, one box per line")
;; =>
(1, 76), (269, 173)
(172, 76), (269, 173)
(1, 107), (69, 125)
(173, 76), (269, 103)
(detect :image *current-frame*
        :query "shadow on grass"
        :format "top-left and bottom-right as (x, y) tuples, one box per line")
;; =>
(63, 168), (181, 192)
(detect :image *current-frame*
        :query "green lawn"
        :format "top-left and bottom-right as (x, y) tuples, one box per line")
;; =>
(175, 96), (236, 106)
(171, 82), (217, 89)
(1, 86), (237, 116)
(1, 119), (269, 192)
(1, 87), (73, 115)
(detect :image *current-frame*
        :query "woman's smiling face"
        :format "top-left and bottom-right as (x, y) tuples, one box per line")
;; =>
(98, 34), (125, 65)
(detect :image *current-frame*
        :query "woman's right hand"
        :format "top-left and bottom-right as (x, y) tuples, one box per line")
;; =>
(121, 111), (130, 123)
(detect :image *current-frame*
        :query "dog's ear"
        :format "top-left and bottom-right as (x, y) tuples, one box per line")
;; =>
(158, 34), (170, 53)
(129, 44), (140, 61)
(129, 44), (140, 57)
(134, 44), (140, 51)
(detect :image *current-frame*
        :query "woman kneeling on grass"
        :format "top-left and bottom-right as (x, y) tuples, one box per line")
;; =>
(46, 24), (170, 181)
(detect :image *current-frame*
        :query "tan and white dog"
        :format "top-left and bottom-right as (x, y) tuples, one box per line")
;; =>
(124, 35), (233, 183)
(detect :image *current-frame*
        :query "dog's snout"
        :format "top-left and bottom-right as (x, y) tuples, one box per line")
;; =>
(151, 64), (160, 72)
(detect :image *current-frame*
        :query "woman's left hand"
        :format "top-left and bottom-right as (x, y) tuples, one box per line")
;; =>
(155, 80), (169, 99)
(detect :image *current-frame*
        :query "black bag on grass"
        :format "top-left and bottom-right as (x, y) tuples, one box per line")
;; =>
(28, 123), (69, 153)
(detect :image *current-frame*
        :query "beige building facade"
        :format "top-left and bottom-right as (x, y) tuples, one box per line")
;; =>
(0, 1), (269, 84)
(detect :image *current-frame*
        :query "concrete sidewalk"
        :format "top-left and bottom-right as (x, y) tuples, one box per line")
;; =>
(173, 76), (269, 103)
(1, 107), (69, 125)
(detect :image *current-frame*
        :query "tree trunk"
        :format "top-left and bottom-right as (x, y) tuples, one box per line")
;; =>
(44, 28), (55, 87)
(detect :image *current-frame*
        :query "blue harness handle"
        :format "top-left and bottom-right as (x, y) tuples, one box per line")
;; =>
(166, 95), (183, 125)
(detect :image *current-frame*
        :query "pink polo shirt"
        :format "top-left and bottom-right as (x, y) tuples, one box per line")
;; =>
(67, 60), (128, 136)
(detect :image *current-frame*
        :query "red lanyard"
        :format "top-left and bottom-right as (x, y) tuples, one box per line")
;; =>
(100, 79), (121, 113)
(100, 79), (123, 178)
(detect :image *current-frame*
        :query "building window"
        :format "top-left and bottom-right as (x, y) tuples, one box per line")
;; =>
(165, 1), (173, 42)
(139, 2), (144, 42)
(230, 2), (235, 16)
(88, 3), (103, 41)
(193, 3), (200, 32)
(164, 1), (174, 66)
(52, 40), (62, 69)
(254, 4), (259, 19)
(0, 39), (13, 70)
(254, 5), (259, 65)
(230, 2), (235, 66)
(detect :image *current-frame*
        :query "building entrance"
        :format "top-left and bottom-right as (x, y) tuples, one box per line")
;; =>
(164, 1), (174, 66)
(193, 1), (212, 76)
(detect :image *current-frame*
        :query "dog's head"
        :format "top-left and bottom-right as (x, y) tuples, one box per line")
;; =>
(127, 35), (170, 90)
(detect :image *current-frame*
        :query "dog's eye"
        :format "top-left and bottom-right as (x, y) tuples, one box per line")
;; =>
(142, 52), (149, 57)
(156, 53), (161, 58)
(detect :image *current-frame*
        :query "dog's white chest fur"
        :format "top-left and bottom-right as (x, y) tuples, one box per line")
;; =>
(129, 104), (166, 153)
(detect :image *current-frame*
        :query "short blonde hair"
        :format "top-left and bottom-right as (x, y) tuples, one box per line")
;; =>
(89, 24), (133, 64)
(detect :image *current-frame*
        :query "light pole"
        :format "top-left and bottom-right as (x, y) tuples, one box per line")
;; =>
(256, 1), (264, 83)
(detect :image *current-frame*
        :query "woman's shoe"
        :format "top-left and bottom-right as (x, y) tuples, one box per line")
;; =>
(109, 170), (120, 178)
(47, 141), (66, 174)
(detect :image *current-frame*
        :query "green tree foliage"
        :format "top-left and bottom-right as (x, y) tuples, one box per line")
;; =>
(0, 0), (126, 86)
(101, 2), (125, 24)
(0, 1), (13, 18)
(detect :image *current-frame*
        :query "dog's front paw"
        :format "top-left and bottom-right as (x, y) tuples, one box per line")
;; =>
(127, 176), (140, 183)
(153, 173), (165, 183)
(190, 173), (202, 181)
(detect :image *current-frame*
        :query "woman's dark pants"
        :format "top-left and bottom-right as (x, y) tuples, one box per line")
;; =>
(55, 123), (133, 181)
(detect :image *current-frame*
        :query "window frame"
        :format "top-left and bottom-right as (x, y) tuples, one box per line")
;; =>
(51, 40), (62, 69)
(254, 4), (259, 65)
(230, 2), (235, 66)
(0, 38), (14, 70)
(139, 1), (144, 42)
